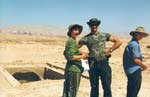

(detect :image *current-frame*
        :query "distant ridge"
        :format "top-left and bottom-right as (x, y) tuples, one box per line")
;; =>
(112, 32), (150, 38)
(1, 26), (149, 38)
(112, 32), (130, 38)
(1, 25), (67, 36)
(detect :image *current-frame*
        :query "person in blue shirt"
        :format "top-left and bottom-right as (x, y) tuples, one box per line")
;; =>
(123, 27), (149, 97)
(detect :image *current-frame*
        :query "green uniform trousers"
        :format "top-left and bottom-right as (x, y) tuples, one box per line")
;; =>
(63, 71), (81, 97)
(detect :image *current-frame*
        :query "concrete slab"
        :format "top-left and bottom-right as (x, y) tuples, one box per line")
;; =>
(4, 64), (64, 83)
(0, 66), (20, 89)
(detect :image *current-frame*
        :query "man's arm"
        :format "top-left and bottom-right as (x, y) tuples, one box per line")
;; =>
(78, 42), (83, 48)
(78, 36), (87, 48)
(109, 35), (122, 51)
(134, 58), (147, 71)
(105, 35), (122, 55)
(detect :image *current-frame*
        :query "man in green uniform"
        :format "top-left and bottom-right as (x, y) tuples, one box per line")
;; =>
(79, 18), (122, 97)
(63, 24), (88, 97)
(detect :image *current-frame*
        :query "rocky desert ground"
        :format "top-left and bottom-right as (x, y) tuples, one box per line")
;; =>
(0, 31), (149, 97)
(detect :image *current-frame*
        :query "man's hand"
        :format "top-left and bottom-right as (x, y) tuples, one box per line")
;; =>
(81, 52), (89, 59)
(146, 65), (150, 71)
(104, 48), (112, 56)
(142, 65), (148, 71)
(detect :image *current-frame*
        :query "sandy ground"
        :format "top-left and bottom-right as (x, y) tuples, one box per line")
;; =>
(0, 32), (149, 97)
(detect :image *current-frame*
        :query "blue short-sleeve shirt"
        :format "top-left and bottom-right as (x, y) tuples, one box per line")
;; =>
(123, 38), (142, 75)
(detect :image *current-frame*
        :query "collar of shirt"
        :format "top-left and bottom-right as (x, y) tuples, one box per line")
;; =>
(131, 38), (139, 44)
(69, 36), (76, 40)
(90, 31), (99, 35)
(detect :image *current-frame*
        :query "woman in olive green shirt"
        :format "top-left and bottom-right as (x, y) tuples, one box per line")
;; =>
(63, 24), (88, 97)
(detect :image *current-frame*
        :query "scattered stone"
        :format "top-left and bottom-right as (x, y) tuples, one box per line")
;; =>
(146, 45), (150, 49)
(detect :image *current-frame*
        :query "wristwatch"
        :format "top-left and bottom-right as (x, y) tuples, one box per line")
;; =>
(109, 48), (113, 52)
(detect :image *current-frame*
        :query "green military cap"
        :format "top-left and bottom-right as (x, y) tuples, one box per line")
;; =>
(87, 18), (101, 26)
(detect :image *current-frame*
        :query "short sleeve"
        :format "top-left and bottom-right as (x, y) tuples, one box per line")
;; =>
(79, 36), (88, 45)
(105, 33), (111, 41)
(131, 43), (141, 58)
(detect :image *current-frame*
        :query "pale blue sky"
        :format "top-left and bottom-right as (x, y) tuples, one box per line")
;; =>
(0, 0), (150, 33)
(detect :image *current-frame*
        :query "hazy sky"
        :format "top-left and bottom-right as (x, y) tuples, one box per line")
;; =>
(0, 0), (150, 33)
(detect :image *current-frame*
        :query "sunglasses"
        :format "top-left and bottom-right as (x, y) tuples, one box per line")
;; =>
(90, 24), (99, 26)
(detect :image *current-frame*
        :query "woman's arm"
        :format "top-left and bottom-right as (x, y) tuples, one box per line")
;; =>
(71, 53), (88, 61)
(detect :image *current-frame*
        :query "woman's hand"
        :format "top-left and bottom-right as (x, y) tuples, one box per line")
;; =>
(81, 52), (89, 59)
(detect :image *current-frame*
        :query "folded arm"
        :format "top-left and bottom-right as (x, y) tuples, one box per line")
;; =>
(105, 35), (122, 55)
(109, 35), (122, 51)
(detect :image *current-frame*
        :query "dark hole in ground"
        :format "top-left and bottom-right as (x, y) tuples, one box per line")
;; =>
(13, 72), (41, 83)
(8, 67), (64, 84)
(44, 68), (64, 80)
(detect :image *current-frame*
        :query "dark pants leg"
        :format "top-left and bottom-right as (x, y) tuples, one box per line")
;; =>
(89, 60), (112, 97)
(89, 68), (99, 97)
(126, 69), (142, 97)
(63, 71), (81, 97)
(100, 64), (112, 97)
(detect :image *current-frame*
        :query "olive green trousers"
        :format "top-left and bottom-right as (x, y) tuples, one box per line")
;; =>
(63, 71), (81, 97)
